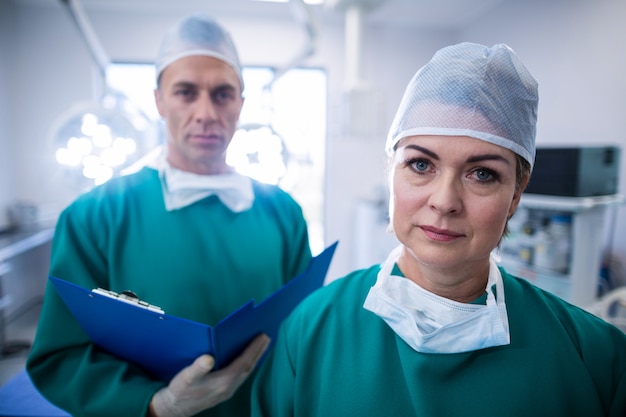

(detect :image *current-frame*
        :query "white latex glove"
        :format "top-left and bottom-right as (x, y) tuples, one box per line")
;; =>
(149, 334), (271, 417)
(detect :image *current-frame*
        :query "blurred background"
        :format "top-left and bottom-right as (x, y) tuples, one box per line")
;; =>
(1, 0), (625, 304)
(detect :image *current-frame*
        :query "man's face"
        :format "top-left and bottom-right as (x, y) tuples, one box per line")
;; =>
(155, 55), (244, 175)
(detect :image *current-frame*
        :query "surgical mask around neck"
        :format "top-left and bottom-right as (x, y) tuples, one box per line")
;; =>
(150, 151), (254, 212)
(363, 245), (510, 354)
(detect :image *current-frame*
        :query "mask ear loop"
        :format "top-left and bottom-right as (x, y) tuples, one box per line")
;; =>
(377, 245), (404, 282)
(486, 258), (511, 343)
(486, 255), (505, 307)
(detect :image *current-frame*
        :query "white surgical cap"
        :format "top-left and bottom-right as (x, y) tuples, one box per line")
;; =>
(386, 42), (538, 169)
(155, 13), (243, 89)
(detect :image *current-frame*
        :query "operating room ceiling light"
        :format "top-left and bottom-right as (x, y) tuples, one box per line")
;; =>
(50, 0), (158, 189)
(50, 93), (149, 187)
(227, 124), (288, 185)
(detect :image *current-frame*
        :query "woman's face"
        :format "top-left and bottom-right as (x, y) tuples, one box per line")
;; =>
(390, 135), (524, 284)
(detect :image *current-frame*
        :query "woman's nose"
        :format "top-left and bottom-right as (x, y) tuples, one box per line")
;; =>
(428, 175), (463, 214)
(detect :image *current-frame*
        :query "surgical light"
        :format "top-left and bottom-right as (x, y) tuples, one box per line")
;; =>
(227, 124), (288, 185)
(51, 0), (158, 190)
(49, 91), (151, 187)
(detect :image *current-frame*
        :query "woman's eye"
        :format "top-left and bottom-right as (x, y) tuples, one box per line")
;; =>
(410, 159), (430, 172)
(474, 168), (497, 182)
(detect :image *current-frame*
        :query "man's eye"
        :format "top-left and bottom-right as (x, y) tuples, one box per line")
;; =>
(176, 88), (193, 98)
(212, 89), (235, 104)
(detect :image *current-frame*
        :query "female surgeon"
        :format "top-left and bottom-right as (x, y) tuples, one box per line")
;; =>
(251, 42), (626, 416)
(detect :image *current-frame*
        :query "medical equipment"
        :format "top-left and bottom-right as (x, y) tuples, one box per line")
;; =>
(586, 286), (626, 333)
(525, 146), (620, 197)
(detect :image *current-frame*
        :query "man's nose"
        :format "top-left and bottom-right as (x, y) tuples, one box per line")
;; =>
(194, 95), (218, 123)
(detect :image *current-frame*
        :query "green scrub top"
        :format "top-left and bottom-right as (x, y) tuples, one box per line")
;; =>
(27, 167), (312, 417)
(252, 265), (626, 417)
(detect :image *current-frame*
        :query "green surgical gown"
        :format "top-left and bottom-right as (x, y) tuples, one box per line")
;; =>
(252, 265), (626, 417)
(27, 167), (312, 417)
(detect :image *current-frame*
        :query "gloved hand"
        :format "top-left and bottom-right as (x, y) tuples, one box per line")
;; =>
(149, 334), (271, 417)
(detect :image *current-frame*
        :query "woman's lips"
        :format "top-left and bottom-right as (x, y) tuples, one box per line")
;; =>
(419, 225), (464, 242)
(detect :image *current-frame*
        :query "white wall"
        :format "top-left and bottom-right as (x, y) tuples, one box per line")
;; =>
(0, 0), (17, 231)
(3, 0), (626, 282)
(11, 3), (95, 216)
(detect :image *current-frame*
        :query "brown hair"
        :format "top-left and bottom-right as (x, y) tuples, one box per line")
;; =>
(502, 154), (531, 239)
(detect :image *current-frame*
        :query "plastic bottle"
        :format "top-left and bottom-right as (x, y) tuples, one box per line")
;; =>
(549, 214), (571, 274)
(517, 223), (536, 265)
(533, 221), (553, 271)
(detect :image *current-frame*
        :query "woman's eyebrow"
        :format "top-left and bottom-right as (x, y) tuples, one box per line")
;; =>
(466, 154), (511, 165)
(404, 144), (438, 160)
(404, 144), (511, 165)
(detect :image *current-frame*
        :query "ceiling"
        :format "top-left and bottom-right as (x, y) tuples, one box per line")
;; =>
(14, 0), (510, 30)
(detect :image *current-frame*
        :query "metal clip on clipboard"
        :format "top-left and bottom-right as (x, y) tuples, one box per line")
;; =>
(92, 288), (165, 314)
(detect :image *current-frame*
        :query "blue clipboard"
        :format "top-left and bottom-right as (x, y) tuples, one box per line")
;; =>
(49, 241), (337, 382)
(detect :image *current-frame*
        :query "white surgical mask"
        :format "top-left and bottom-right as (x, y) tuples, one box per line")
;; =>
(363, 245), (510, 354)
(148, 151), (254, 213)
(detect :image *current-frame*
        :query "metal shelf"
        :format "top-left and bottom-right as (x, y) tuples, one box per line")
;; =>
(520, 193), (624, 212)
(498, 194), (623, 308)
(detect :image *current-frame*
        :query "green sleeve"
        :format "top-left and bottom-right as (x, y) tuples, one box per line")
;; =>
(27, 197), (164, 417)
